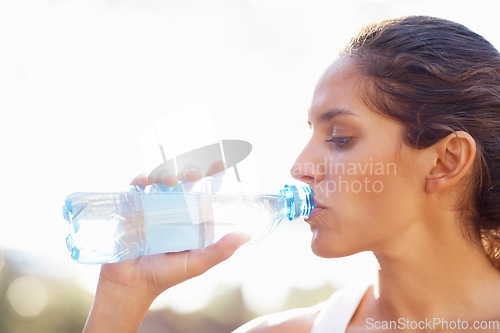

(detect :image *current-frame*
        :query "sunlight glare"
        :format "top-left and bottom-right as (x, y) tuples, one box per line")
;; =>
(7, 276), (48, 317)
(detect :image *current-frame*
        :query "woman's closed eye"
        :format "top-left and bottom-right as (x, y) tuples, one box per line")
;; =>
(325, 136), (352, 147)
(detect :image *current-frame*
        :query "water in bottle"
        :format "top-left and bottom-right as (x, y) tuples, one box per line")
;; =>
(63, 177), (314, 264)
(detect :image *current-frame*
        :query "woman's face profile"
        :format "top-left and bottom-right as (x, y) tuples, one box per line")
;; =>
(292, 57), (432, 258)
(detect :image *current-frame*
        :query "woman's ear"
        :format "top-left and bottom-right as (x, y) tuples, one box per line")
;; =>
(425, 131), (477, 194)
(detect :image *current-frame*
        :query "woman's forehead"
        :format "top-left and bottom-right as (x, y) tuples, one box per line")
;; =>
(310, 58), (365, 118)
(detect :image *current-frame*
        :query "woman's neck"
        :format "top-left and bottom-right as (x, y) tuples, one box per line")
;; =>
(370, 219), (500, 326)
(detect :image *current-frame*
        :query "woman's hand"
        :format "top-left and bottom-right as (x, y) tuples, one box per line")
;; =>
(83, 162), (250, 333)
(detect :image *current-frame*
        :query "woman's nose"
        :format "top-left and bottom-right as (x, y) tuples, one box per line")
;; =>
(290, 141), (325, 186)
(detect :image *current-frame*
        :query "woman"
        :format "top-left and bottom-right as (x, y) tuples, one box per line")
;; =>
(83, 16), (500, 332)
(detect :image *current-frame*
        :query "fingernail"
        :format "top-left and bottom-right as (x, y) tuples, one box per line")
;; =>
(159, 169), (176, 184)
(180, 165), (201, 178)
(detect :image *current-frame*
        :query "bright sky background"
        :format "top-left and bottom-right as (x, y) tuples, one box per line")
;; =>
(1, 0), (499, 314)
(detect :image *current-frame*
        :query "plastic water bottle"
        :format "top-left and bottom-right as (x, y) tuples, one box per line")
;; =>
(62, 177), (314, 264)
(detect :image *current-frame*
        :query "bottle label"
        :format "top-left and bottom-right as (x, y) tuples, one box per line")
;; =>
(140, 193), (204, 254)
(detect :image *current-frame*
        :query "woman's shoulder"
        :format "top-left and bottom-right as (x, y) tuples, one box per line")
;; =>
(233, 284), (371, 333)
(232, 304), (322, 333)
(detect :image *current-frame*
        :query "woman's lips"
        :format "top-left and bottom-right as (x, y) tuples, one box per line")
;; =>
(305, 206), (325, 221)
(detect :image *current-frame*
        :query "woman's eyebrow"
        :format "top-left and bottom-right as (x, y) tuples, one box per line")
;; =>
(307, 108), (360, 127)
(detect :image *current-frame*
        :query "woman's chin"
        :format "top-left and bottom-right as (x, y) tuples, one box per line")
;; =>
(309, 234), (356, 259)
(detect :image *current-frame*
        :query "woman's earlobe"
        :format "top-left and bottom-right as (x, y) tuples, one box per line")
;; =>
(425, 131), (477, 194)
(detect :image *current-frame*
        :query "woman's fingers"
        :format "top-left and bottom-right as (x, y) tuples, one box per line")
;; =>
(184, 233), (251, 278)
(178, 164), (203, 183)
(130, 173), (150, 186)
(146, 159), (226, 188)
(159, 170), (179, 187)
(206, 160), (226, 177)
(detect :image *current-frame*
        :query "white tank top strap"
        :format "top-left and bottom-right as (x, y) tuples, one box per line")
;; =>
(310, 284), (370, 333)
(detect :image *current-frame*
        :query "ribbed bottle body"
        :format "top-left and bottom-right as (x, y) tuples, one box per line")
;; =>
(64, 191), (145, 264)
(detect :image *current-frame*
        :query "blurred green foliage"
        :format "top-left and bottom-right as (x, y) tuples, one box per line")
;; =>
(0, 253), (92, 333)
(139, 283), (338, 333)
(0, 251), (337, 333)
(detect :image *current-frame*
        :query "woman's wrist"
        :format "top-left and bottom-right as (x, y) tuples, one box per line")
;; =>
(83, 274), (155, 333)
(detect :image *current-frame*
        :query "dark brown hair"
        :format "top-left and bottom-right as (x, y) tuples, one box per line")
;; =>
(345, 16), (500, 268)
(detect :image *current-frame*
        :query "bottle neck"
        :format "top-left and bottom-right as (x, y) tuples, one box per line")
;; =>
(280, 185), (314, 220)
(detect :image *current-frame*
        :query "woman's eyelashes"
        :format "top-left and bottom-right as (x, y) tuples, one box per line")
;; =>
(325, 126), (353, 148)
(325, 136), (352, 148)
